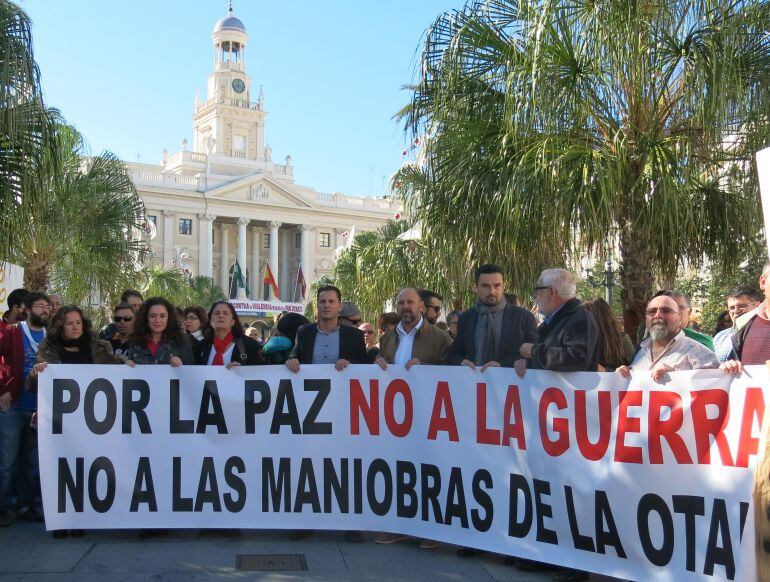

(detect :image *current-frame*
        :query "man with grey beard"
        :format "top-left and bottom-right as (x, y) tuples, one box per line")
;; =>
(617, 294), (718, 382)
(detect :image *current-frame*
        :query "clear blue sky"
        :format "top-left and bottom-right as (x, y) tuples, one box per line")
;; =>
(23, 0), (466, 198)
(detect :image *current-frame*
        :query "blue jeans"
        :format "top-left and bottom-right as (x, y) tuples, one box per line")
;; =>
(0, 409), (38, 511)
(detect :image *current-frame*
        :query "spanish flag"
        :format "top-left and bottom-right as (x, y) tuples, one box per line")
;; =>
(263, 260), (280, 298)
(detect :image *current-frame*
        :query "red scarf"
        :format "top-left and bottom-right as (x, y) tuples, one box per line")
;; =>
(147, 340), (161, 358)
(212, 332), (234, 365)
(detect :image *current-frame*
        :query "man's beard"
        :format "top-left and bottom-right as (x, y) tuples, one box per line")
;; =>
(482, 296), (501, 307)
(649, 322), (673, 341)
(28, 313), (47, 328)
(400, 311), (417, 325)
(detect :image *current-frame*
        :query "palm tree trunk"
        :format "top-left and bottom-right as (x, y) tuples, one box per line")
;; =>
(23, 258), (51, 292)
(619, 223), (654, 344)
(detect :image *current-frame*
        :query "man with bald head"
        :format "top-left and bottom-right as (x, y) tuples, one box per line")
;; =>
(617, 294), (718, 382)
(375, 287), (452, 370)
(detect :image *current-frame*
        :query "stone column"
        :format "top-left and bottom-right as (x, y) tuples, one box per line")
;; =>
(197, 214), (216, 278)
(269, 221), (281, 300)
(236, 218), (249, 299)
(219, 223), (230, 297)
(250, 226), (260, 300)
(162, 210), (175, 269)
(300, 225), (314, 300)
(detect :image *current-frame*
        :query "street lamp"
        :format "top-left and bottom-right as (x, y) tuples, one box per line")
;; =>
(580, 257), (615, 306)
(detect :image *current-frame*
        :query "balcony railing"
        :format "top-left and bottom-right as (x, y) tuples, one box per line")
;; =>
(195, 97), (262, 113)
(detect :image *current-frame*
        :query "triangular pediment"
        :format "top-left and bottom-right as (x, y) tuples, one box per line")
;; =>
(205, 175), (314, 208)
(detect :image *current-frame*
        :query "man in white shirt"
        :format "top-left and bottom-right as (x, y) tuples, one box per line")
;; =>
(617, 294), (718, 382)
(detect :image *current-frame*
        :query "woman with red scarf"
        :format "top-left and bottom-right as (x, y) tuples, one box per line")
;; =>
(125, 297), (194, 366)
(193, 301), (263, 366)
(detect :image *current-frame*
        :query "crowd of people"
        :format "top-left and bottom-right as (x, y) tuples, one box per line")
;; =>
(0, 261), (767, 581)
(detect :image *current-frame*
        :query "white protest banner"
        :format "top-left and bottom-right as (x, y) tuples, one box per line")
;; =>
(38, 364), (767, 581)
(756, 147), (770, 259)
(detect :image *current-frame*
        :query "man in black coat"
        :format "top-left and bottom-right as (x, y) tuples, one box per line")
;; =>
(286, 285), (368, 371)
(448, 264), (538, 370)
(517, 268), (597, 582)
(285, 284), (367, 544)
(518, 268), (598, 374)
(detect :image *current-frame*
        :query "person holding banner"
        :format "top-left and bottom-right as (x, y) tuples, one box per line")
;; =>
(124, 297), (194, 367)
(448, 264), (538, 371)
(192, 301), (263, 367)
(518, 268), (598, 375)
(26, 305), (120, 538)
(286, 285), (368, 373)
(375, 288), (452, 372)
(285, 285), (368, 543)
(616, 294), (719, 381)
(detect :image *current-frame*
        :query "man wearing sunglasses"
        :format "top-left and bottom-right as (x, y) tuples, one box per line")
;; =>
(617, 294), (718, 382)
(109, 302), (136, 358)
(712, 288), (758, 362)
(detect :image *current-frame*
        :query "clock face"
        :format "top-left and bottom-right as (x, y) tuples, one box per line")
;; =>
(232, 78), (246, 94)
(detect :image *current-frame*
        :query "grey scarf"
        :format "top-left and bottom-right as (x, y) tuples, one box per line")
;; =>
(474, 299), (506, 365)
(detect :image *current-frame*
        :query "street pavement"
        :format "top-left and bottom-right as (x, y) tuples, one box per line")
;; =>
(0, 522), (622, 581)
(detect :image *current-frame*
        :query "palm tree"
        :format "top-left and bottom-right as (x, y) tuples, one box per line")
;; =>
(331, 219), (464, 321)
(6, 123), (146, 297)
(398, 0), (770, 337)
(0, 0), (54, 256)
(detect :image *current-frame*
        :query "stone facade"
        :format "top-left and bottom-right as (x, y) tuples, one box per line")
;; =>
(127, 6), (396, 302)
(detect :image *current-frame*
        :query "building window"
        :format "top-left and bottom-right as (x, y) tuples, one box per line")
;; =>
(148, 215), (157, 227)
(179, 218), (192, 236)
(263, 233), (270, 249)
(320, 232), (331, 248)
(295, 232), (302, 248)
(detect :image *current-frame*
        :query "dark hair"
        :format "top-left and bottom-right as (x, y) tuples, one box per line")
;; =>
(317, 285), (341, 301)
(654, 289), (690, 309)
(474, 264), (504, 282)
(504, 293), (519, 306)
(446, 310), (461, 324)
(727, 287), (758, 301)
(121, 289), (143, 303)
(419, 289), (443, 303)
(7, 288), (28, 309)
(23, 291), (50, 308)
(113, 302), (134, 314)
(130, 297), (185, 346)
(47, 305), (95, 345)
(714, 310), (732, 335)
(184, 305), (209, 328)
(377, 312), (400, 330)
(203, 301), (245, 342)
(584, 298), (630, 369)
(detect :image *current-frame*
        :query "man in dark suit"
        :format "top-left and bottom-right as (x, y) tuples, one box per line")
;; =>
(286, 285), (368, 372)
(448, 264), (538, 370)
(285, 284), (367, 544)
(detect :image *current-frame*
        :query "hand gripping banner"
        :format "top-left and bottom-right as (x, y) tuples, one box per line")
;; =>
(38, 364), (767, 581)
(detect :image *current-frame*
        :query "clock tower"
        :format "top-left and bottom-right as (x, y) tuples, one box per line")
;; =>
(192, 3), (266, 162)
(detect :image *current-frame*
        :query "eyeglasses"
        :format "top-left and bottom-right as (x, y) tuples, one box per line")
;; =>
(185, 315), (199, 320)
(342, 317), (362, 325)
(114, 316), (134, 323)
(728, 302), (756, 311)
(533, 286), (551, 292)
(645, 307), (678, 316)
(426, 305), (441, 311)
(31, 303), (50, 311)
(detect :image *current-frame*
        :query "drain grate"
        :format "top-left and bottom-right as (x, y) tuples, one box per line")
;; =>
(236, 553), (308, 572)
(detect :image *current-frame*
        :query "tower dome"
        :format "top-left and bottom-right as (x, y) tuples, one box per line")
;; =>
(214, 4), (246, 34)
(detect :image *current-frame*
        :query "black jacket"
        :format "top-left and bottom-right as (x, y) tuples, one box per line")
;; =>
(193, 335), (264, 366)
(290, 324), (369, 364)
(448, 303), (538, 367)
(529, 298), (598, 372)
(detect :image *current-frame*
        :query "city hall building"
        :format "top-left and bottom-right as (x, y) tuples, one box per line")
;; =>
(126, 7), (396, 305)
